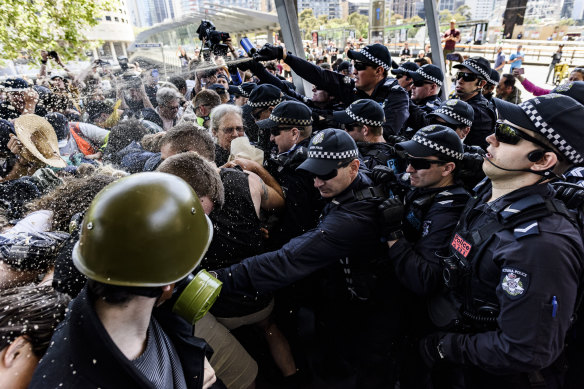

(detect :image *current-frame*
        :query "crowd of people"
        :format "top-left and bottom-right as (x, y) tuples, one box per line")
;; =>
(1, 35), (584, 389)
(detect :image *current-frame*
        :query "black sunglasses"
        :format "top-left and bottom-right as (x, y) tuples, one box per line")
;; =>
(312, 160), (352, 181)
(269, 126), (293, 136)
(413, 80), (434, 87)
(456, 72), (479, 82)
(494, 121), (551, 150)
(252, 107), (267, 121)
(406, 157), (448, 170)
(353, 61), (376, 71)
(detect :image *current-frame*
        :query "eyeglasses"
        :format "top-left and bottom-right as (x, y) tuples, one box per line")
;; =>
(252, 107), (267, 121)
(222, 126), (244, 134)
(413, 80), (434, 87)
(311, 160), (352, 181)
(494, 121), (550, 150)
(406, 157), (448, 170)
(353, 61), (376, 71)
(456, 72), (479, 82)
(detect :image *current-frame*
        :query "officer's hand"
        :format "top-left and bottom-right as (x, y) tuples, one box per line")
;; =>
(378, 197), (405, 239)
(419, 332), (446, 368)
(254, 44), (284, 62)
(552, 181), (584, 209)
(372, 165), (397, 186)
(386, 134), (408, 145)
(463, 144), (486, 155)
(459, 152), (485, 173)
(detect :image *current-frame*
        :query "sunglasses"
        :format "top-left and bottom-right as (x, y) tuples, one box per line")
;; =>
(353, 61), (376, 71)
(406, 157), (448, 170)
(494, 121), (550, 150)
(252, 107), (267, 120)
(413, 80), (434, 87)
(456, 72), (479, 82)
(312, 160), (352, 181)
(269, 126), (294, 136)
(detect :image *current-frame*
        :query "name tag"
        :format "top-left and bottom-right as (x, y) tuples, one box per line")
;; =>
(451, 233), (472, 258)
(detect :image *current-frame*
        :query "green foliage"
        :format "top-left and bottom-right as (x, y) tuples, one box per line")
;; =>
(0, 0), (116, 63)
(559, 18), (576, 26)
(454, 5), (472, 20)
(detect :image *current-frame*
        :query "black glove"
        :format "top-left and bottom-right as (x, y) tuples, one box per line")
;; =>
(418, 332), (446, 368)
(386, 134), (408, 146)
(372, 165), (397, 186)
(459, 152), (485, 174)
(378, 197), (405, 240)
(253, 44), (284, 62)
(552, 181), (584, 209)
(463, 144), (486, 156)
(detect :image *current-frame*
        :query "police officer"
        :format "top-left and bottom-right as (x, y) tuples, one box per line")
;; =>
(404, 64), (445, 134)
(418, 95), (584, 388)
(257, 101), (324, 246)
(390, 61), (420, 93)
(30, 172), (220, 388)
(254, 43), (410, 139)
(245, 84), (283, 149)
(333, 98), (400, 170)
(483, 68), (500, 105)
(452, 57), (497, 150)
(214, 129), (401, 387)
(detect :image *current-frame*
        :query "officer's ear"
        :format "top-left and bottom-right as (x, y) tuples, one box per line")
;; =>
(442, 161), (456, 176)
(361, 124), (370, 136)
(456, 126), (470, 139)
(530, 151), (558, 172)
(3, 336), (31, 368)
(478, 79), (487, 89)
(375, 66), (385, 78)
(291, 127), (300, 140)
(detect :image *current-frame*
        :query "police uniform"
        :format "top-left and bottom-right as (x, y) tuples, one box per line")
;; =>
(403, 65), (445, 134)
(215, 129), (402, 387)
(280, 44), (410, 138)
(425, 94), (584, 388)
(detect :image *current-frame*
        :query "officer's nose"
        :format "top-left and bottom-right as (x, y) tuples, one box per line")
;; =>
(406, 163), (416, 173)
(313, 177), (325, 188)
(486, 133), (498, 146)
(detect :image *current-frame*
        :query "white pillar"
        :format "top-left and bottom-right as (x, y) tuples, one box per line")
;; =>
(122, 43), (128, 57)
(109, 41), (118, 64)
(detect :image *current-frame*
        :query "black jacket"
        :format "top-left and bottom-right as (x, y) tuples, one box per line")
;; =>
(30, 287), (221, 389)
(283, 53), (410, 138)
(456, 92), (496, 150)
(403, 94), (442, 134)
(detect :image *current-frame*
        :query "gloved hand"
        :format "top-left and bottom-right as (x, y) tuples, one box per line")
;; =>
(552, 181), (584, 209)
(386, 134), (408, 146)
(378, 197), (405, 241)
(459, 152), (485, 174)
(372, 165), (397, 186)
(253, 44), (284, 62)
(418, 332), (446, 368)
(463, 144), (486, 156)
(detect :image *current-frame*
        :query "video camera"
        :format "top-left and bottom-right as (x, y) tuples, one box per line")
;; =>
(196, 20), (230, 57)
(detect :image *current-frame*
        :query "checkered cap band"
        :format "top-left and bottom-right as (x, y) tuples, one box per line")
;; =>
(412, 134), (464, 160)
(416, 68), (442, 86)
(461, 59), (491, 82)
(433, 108), (471, 127)
(345, 107), (384, 127)
(238, 85), (251, 97)
(394, 66), (411, 74)
(308, 149), (359, 160)
(361, 47), (391, 71)
(248, 97), (283, 108)
(519, 99), (584, 164)
(268, 113), (312, 126)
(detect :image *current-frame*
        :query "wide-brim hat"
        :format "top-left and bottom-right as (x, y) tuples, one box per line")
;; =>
(494, 95), (584, 164)
(348, 44), (392, 71)
(396, 125), (464, 161)
(256, 101), (312, 129)
(332, 99), (385, 126)
(453, 57), (492, 82)
(297, 128), (359, 175)
(13, 114), (66, 168)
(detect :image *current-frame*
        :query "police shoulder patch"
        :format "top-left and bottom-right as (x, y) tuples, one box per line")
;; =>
(500, 267), (529, 299)
(513, 220), (539, 239)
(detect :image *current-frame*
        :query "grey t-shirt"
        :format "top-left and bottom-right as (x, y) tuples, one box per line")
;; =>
(132, 319), (188, 389)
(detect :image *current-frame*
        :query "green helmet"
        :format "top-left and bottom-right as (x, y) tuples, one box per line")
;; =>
(73, 172), (213, 287)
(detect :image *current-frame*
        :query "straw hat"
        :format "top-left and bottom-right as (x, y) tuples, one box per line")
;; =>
(13, 114), (66, 168)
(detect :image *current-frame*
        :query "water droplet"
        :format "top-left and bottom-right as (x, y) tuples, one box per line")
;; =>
(191, 207), (196, 214)
(87, 222), (93, 230)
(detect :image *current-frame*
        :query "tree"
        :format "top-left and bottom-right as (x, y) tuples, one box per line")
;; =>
(0, 0), (115, 63)
(454, 5), (472, 20)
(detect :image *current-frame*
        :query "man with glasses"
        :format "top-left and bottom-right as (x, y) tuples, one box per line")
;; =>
(416, 94), (584, 388)
(404, 64), (444, 133)
(333, 98), (400, 170)
(253, 43), (410, 139)
(213, 128), (402, 387)
(192, 89), (221, 129)
(452, 57), (497, 150)
(256, 101), (323, 246)
(142, 87), (182, 131)
(210, 104), (246, 166)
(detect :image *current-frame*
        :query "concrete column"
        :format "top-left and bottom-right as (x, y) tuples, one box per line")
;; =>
(93, 47), (99, 59)
(122, 43), (128, 57)
(267, 29), (273, 44)
(109, 41), (118, 64)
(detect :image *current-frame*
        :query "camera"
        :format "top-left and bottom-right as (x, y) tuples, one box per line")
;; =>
(196, 20), (230, 57)
(441, 255), (470, 289)
(117, 56), (129, 71)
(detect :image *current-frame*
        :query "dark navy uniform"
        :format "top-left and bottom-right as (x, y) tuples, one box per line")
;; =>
(433, 183), (583, 388)
(283, 53), (410, 138)
(357, 141), (403, 172)
(456, 92), (496, 150)
(216, 172), (402, 387)
(403, 94), (443, 135)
